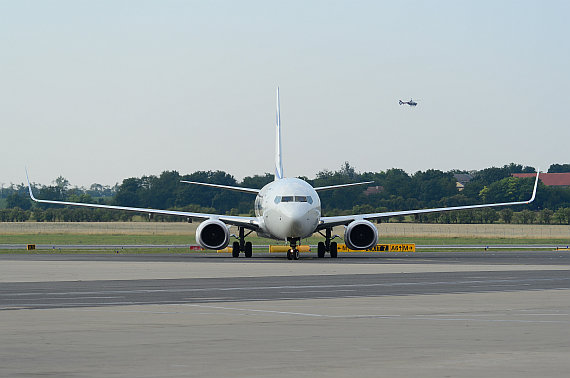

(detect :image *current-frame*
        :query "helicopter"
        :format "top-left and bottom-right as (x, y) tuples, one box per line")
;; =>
(399, 98), (417, 106)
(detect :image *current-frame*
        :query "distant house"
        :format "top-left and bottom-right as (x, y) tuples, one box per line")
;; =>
(453, 173), (473, 191)
(363, 186), (384, 196)
(512, 173), (570, 187)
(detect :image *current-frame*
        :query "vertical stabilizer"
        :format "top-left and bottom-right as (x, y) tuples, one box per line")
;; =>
(275, 87), (284, 180)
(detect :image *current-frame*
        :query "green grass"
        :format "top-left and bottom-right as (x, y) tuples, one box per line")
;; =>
(1, 233), (567, 247)
(0, 234), (195, 245)
(1, 222), (568, 255)
(375, 236), (569, 245)
(0, 248), (194, 254)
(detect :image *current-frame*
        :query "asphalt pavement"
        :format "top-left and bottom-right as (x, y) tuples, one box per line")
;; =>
(1, 251), (569, 378)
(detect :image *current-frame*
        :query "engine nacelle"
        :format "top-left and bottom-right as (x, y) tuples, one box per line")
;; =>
(196, 219), (230, 250)
(344, 220), (378, 250)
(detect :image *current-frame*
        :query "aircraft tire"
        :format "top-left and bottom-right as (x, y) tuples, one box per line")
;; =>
(287, 250), (293, 260)
(244, 242), (252, 258)
(317, 242), (325, 258)
(330, 242), (338, 258)
(232, 241), (240, 258)
(293, 249), (300, 260)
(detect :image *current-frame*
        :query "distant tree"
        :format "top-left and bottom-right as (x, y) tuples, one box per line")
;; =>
(114, 177), (143, 207)
(314, 163), (368, 212)
(5, 193), (32, 210)
(537, 209), (554, 224)
(553, 208), (570, 224)
(67, 193), (94, 203)
(437, 212), (454, 224)
(8, 208), (30, 222)
(339, 161), (357, 180)
(241, 173), (273, 189)
(482, 176), (537, 204)
(87, 183), (115, 197)
(480, 208), (499, 224)
(515, 210), (536, 224)
(548, 164), (570, 173)
(411, 170), (457, 204)
(440, 194), (473, 207)
(462, 163), (536, 201)
(499, 208), (514, 224)
(457, 210), (475, 224)
(178, 170), (242, 213)
(54, 176), (70, 191)
(382, 169), (412, 199)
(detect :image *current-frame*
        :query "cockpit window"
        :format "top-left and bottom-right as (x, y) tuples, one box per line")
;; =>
(275, 195), (313, 204)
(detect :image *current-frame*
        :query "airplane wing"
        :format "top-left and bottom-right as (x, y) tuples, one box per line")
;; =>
(317, 171), (540, 230)
(25, 171), (259, 230)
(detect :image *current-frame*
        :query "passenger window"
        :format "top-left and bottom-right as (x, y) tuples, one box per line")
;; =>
(295, 196), (307, 202)
(281, 196), (294, 202)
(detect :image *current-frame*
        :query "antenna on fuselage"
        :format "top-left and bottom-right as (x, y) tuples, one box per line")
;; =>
(275, 87), (284, 180)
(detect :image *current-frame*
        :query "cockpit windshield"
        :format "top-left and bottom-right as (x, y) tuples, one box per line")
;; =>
(274, 196), (313, 204)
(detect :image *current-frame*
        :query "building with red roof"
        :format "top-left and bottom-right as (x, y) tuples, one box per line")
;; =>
(512, 173), (570, 187)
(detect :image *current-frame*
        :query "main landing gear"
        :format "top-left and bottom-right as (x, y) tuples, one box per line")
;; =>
(287, 237), (300, 260)
(232, 227), (253, 258)
(317, 228), (338, 258)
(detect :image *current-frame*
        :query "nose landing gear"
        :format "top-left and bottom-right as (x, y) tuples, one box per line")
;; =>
(286, 237), (300, 260)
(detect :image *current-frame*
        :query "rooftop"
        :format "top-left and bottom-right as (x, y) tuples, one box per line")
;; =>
(512, 172), (570, 186)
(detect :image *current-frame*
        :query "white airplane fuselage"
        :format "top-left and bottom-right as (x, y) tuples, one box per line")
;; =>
(254, 178), (321, 240)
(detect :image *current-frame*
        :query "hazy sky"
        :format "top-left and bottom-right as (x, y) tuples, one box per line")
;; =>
(1, 0), (568, 188)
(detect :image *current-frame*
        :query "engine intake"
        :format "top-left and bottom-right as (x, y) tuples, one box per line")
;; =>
(344, 220), (378, 250)
(196, 219), (230, 250)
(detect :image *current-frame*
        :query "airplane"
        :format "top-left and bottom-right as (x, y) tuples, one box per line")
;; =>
(399, 98), (417, 106)
(26, 88), (539, 260)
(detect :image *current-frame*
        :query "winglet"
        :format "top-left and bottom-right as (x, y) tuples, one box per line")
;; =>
(528, 170), (540, 203)
(25, 168), (38, 202)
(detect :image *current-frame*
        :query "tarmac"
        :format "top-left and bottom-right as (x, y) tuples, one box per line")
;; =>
(1, 251), (569, 377)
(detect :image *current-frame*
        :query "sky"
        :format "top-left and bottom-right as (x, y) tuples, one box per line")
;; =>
(1, 0), (568, 188)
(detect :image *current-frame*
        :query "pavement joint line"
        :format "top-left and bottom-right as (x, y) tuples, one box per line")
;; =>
(26, 302), (570, 324)
(177, 303), (403, 318)
(2, 276), (569, 297)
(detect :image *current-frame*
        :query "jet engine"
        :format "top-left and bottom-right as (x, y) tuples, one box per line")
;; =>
(196, 219), (230, 250)
(344, 220), (378, 250)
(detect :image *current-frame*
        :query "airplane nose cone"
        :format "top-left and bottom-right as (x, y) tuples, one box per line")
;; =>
(280, 206), (312, 237)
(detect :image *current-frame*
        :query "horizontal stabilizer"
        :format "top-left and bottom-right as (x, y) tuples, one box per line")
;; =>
(180, 181), (260, 194)
(314, 181), (375, 192)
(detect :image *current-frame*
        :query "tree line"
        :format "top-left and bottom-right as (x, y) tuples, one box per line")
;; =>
(1, 163), (570, 224)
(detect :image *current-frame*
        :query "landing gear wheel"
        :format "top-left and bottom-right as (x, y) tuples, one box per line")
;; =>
(330, 242), (338, 258)
(244, 241), (253, 258)
(287, 250), (293, 260)
(232, 241), (240, 258)
(293, 249), (300, 260)
(317, 242), (325, 258)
